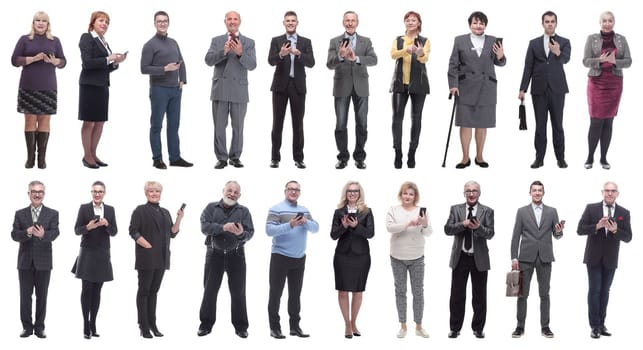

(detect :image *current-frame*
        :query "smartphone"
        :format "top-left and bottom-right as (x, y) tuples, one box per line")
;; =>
(608, 218), (615, 224)
(559, 220), (566, 225)
(470, 216), (478, 224)
(494, 37), (503, 46)
(549, 37), (555, 45)
(123, 50), (129, 56)
(176, 60), (183, 65)
(93, 215), (101, 223)
(341, 37), (351, 46)
(414, 38), (420, 47)
(348, 212), (358, 220)
(32, 221), (39, 227)
(285, 41), (291, 48)
(605, 50), (612, 56)
(180, 203), (186, 211)
(295, 212), (304, 220)
(419, 207), (427, 217)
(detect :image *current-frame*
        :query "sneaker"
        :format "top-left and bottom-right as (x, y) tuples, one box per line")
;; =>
(415, 328), (429, 338)
(396, 328), (407, 338)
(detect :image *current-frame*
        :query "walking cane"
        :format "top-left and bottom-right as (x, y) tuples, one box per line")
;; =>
(441, 93), (458, 167)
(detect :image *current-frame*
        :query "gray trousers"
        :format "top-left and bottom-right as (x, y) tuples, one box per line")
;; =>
(212, 100), (247, 161)
(390, 256), (424, 324)
(517, 256), (552, 328)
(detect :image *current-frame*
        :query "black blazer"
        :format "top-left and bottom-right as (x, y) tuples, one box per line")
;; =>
(268, 34), (315, 94)
(74, 202), (118, 249)
(129, 203), (177, 270)
(78, 32), (118, 86)
(444, 203), (494, 271)
(330, 207), (374, 256)
(11, 205), (60, 270)
(519, 34), (570, 95)
(577, 202), (632, 269)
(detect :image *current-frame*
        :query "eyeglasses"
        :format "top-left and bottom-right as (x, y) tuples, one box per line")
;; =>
(603, 189), (618, 193)
(155, 19), (169, 24)
(91, 190), (105, 195)
(286, 188), (301, 192)
(346, 189), (360, 194)
(463, 190), (479, 194)
(30, 190), (44, 195)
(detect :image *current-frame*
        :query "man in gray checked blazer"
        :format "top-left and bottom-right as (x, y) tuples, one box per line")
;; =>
(510, 180), (564, 339)
(11, 180), (60, 339)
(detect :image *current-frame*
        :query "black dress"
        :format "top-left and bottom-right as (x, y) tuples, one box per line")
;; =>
(71, 203), (118, 282)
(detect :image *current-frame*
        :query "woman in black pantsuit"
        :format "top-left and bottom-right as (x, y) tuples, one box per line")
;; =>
(330, 181), (374, 338)
(72, 181), (117, 339)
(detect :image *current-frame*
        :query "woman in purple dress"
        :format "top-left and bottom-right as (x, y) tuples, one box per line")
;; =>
(582, 11), (631, 170)
(11, 11), (66, 169)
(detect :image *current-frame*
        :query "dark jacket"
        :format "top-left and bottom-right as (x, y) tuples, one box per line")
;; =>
(330, 206), (374, 256)
(200, 200), (254, 252)
(129, 202), (177, 270)
(577, 202), (632, 269)
(390, 35), (430, 95)
(268, 34), (315, 94)
(74, 202), (118, 249)
(11, 205), (60, 270)
(78, 32), (118, 86)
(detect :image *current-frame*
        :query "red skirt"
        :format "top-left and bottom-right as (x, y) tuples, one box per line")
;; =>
(587, 70), (623, 119)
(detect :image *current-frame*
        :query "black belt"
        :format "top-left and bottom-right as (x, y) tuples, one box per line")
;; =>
(211, 245), (242, 254)
(462, 251), (474, 257)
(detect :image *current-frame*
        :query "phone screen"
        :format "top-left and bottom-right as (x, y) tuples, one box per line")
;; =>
(419, 207), (426, 216)
(495, 37), (503, 45)
(341, 38), (351, 46)
(94, 215), (101, 223)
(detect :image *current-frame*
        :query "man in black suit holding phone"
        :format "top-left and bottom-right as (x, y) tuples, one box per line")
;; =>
(268, 11), (315, 169)
(198, 181), (254, 338)
(577, 181), (632, 338)
(444, 181), (495, 339)
(11, 180), (60, 338)
(519, 11), (571, 169)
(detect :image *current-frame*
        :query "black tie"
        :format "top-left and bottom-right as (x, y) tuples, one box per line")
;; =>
(465, 206), (473, 251)
(606, 205), (613, 236)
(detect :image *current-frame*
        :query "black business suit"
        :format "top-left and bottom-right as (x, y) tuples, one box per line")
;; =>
(11, 205), (60, 334)
(268, 33), (315, 163)
(519, 34), (570, 162)
(330, 207), (374, 291)
(577, 202), (632, 331)
(78, 32), (118, 121)
(444, 203), (494, 333)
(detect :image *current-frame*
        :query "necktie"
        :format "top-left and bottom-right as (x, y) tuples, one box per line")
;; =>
(606, 205), (613, 236)
(288, 35), (296, 77)
(465, 206), (473, 251)
(32, 207), (40, 224)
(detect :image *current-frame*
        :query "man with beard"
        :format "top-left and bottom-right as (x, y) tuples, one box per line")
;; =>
(197, 180), (254, 338)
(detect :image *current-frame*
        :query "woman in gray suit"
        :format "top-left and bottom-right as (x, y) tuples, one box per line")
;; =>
(448, 11), (506, 169)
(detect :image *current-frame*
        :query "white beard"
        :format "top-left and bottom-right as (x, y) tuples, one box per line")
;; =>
(222, 197), (237, 206)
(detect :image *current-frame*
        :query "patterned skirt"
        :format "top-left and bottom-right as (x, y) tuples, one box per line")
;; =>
(17, 89), (57, 115)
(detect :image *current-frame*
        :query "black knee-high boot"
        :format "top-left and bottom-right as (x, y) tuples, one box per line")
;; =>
(36, 131), (50, 169)
(25, 131), (37, 168)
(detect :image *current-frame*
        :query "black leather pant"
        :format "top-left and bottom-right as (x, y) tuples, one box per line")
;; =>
(392, 89), (426, 151)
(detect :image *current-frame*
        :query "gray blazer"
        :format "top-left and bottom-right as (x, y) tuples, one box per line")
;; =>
(510, 204), (562, 263)
(444, 203), (495, 271)
(326, 33), (377, 97)
(205, 33), (257, 103)
(582, 33), (632, 77)
(448, 34), (506, 106)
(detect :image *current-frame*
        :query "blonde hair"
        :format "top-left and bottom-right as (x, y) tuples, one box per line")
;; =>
(397, 181), (420, 205)
(28, 11), (53, 40)
(337, 181), (369, 213)
(144, 181), (163, 192)
(600, 11), (615, 23)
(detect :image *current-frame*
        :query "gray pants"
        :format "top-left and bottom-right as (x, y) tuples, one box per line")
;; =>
(517, 256), (552, 328)
(390, 256), (424, 324)
(212, 100), (247, 161)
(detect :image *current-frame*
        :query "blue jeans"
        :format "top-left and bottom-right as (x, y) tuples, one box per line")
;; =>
(149, 86), (182, 162)
(587, 264), (616, 329)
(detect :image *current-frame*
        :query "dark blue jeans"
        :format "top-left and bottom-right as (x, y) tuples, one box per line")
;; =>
(587, 264), (616, 329)
(334, 94), (368, 161)
(149, 86), (182, 162)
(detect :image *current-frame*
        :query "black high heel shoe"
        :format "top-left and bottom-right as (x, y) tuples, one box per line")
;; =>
(140, 329), (153, 339)
(95, 159), (108, 167)
(82, 158), (99, 169)
(455, 159), (471, 169)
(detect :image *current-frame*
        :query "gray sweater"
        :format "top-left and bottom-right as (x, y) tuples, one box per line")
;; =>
(140, 33), (186, 87)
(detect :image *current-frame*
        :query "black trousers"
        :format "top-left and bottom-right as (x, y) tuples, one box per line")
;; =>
(18, 268), (51, 332)
(81, 280), (104, 330)
(334, 92), (368, 162)
(268, 253), (306, 331)
(449, 253), (487, 332)
(532, 90), (566, 161)
(271, 79), (306, 162)
(198, 247), (248, 332)
(392, 89), (426, 151)
(136, 269), (165, 330)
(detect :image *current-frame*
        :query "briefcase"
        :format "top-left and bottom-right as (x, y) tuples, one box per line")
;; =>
(506, 270), (522, 297)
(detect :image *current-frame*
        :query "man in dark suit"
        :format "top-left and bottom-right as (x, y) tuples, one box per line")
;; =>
(11, 180), (60, 338)
(205, 11), (257, 169)
(577, 181), (632, 339)
(519, 11), (571, 169)
(510, 181), (564, 338)
(268, 11), (315, 169)
(327, 11), (377, 170)
(444, 181), (495, 339)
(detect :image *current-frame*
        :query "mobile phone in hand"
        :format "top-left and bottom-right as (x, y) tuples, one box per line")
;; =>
(285, 41), (291, 48)
(341, 37), (351, 46)
(559, 220), (566, 226)
(94, 215), (101, 223)
(549, 37), (555, 45)
(494, 37), (503, 46)
(419, 207), (426, 217)
(295, 212), (304, 220)
(470, 216), (479, 224)
(180, 203), (186, 211)
(605, 50), (612, 56)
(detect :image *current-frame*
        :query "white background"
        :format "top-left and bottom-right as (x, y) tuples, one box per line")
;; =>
(0, 1), (639, 350)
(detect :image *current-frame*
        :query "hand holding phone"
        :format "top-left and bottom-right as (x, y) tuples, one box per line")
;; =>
(180, 203), (186, 211)
(419, 207), (427, 217)
(295, 212), (304, 220)
(341, 37), (351, 46)
(549, 37), (555, 45)
(94, 215), (101, 223)
(494, 37), (503, 46)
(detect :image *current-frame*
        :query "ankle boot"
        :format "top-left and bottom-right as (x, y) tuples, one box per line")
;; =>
(24, 131), (37, 168)
(394, 148), (403, 169)
(407, 148), (417, 168)
(36, 131), (50, 169)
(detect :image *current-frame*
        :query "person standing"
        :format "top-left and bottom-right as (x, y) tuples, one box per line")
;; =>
(577, 181), (632, 338)
(510, 181), (564, 338)
(266, 180), (319, 339)
(129, 181), (184, 338)
(78, 11), (127, 169)
(448, 11), (505, 169)
(141, 10), (193, 169)
(197, 181), (254, 338)
(330, 181), (374, 338)
(519, 11), (571, 169)
(11, 11), (66, 169)
(205, 11), (257, 169)
(582, 11), (632, 170)
(327, 11), (378, 170)
(389, 11), (430, 169)
(444, 180), (494, 339)
(72, 181), (117, 339)
(11, 180), (60, 338)
(268, 11), (315, 169)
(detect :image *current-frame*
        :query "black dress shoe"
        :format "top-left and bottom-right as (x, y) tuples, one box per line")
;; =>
(345, 333), (353, 339)
(95, 160), (108, 167)
(91, 332), (100, 337)
(355, 160), (367, 169)
(512, 327), (524, 338)
(270, 329), (286, 339)
(455, 159), (471, 169)
(591, 328), (601, 339)
(290, 327), (310, 338)
(236, 330), (248, 338)
(474, 158), (489, 168)
(557, 159), (568, 168)
(153, 159), (167, 169)
(600, 326), (611, 336)
(82, 158), (99, 169)
(530, 159), (544, 168)
(352, 331), (361, 337)
(473, 330), (485, 338)
(294, 161), (306, 169)
(214, 160), (228, 169)
(600, 161), (611, 170)
(229, 159), (244, 168)
(140, 329), (153, 338)
(197, 329), (211, 337)
(335, 160), (348, 169)
(84, 334), (91, 339)
(170, 157), (193, 167)
(541, 327), (554, 338)
(20, 329), (32, 338)
(270, 160), (279, 168)
(34, 330), (47, 339)
(448, 330), (459, 338)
